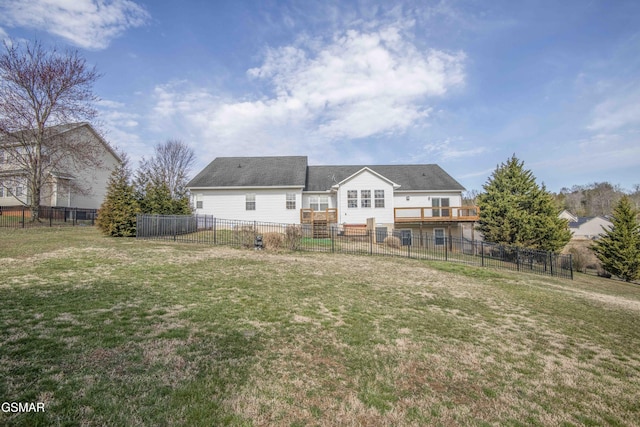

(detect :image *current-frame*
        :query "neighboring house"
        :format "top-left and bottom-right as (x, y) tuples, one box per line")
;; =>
(559, 210), (612, 240)
(187, 156), (479, 243)
(0, 123), (121, 210)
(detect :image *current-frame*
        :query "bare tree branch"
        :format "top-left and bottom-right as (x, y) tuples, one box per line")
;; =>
(0, 39), (102, 220)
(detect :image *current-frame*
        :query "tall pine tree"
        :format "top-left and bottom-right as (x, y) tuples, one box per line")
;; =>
(477, 155), (571, 252)
(592, 196), (640, 282)
(96, 154), (140, 237)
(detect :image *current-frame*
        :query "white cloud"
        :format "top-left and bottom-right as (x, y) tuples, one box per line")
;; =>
(148, 22), (466, 163)
(421, 138), (486, 161)
(587, 92), (640, 132)
(0, 0), (149, 50)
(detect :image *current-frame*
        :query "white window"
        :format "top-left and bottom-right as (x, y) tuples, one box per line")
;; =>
(286, 193), (296, 210)
(15, 185), (23, 198)
(196, 201), (203, 209)
(309, 195), (328, 211)
(434, 228), (445, 246)
(432, 197), (450, 217)
(375, 190), (385, 208)
(0, 185), (3, 198)
(361, 190), (371, 208)
(246, 193), (256, 211)
(347, 190), (358, 208)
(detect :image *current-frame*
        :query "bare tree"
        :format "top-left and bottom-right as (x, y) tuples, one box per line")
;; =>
(0, 39), (102, 220)
(135, 139), (195, 199)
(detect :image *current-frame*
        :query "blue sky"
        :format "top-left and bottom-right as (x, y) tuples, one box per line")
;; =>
(1, 0), (639, 193)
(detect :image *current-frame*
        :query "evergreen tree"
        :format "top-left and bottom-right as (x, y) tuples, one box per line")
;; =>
(137, 180), (192, 215)
(592, 196), (640, 282)
(96, 155), (139, 237)
(477, 155), (571, 252)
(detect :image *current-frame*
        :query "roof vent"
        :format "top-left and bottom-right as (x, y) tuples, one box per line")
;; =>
(238, 164), (242, 168)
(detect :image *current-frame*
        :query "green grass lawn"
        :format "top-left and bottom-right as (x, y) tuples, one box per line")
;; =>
(1, 227), (639, 426)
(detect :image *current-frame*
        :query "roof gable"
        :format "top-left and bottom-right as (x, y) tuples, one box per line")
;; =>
(333, 167), (401, 189)
(305, 164), (465, 192)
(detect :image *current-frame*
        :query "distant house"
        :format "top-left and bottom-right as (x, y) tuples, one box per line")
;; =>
(187, 156), (479, 243)
(559, 210), (612, 240)
(0, 123), (121, 210)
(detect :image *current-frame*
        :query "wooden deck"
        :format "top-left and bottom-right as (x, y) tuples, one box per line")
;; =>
(394, 206), (479, 223)
(300, 208), (338, 224)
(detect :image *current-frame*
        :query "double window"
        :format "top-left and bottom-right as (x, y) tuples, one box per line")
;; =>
(432, 197), (450, 217)
(309, 195), (328, 211)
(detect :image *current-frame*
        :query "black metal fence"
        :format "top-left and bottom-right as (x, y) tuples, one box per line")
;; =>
(0, 206), (97, 228)
(136, 214), (573, 279)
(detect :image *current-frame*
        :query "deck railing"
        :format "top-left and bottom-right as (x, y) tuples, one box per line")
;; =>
(395, 206), (479, 222)
(300, 208), (338, 224)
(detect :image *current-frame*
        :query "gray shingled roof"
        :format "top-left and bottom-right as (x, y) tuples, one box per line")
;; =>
(187, 156), (308, 188)
(188, 156), (466, 191)
(305, 164), (465, 192)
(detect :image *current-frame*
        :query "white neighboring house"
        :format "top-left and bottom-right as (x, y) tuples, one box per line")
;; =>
(559, 210), (613, 240)
(0, 123), (121, 209)
(187, 156), (479, 242)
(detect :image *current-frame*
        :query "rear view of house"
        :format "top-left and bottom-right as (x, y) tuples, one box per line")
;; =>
(187, 156), (479, 244)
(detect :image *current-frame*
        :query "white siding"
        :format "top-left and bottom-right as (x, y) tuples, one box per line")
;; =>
(336, 170), (394, 224)
(193, 188), (302, 223)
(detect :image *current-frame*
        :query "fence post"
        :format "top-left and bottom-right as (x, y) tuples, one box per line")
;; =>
(444, 238), (448, 261)
(569, 253), (573, 280)
(331, 226), (335, 253)
(369, 230), (373, 255)
(22, 207), (25, 228)
(213, 217), (217, 244)
(481, 241), (484, 267)
(516, 247), (520, 271)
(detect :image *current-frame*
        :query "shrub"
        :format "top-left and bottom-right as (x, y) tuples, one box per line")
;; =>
(568, 247), (588, 273)
(263, 232), (284, 250)
(384, 236), (401, 249)
(233, 225), (257, 248)
(285, 225), (302, 250)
